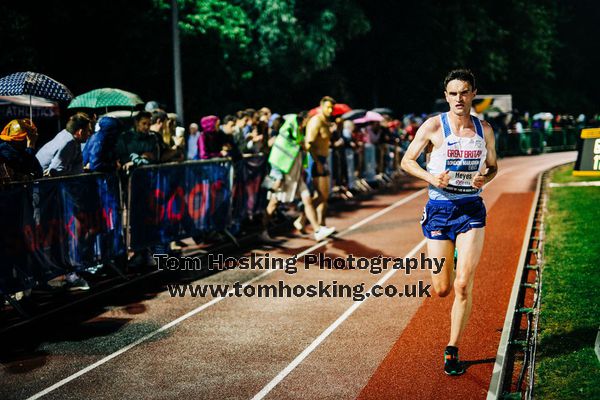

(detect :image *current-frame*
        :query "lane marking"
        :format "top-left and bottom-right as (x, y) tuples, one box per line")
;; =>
(252, 159), (573, 399)
(28, 156), (572, 399)
(26, 189), (427, 400)
(346, 189), (426, 231)
(549, 181), (600, 187)
(251, 239), (427, 400)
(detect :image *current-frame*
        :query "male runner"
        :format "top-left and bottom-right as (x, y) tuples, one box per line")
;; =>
(301, 96), (335, 228)
(400, 69), (498, 375)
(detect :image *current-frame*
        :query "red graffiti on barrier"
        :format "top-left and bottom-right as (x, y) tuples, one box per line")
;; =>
(145, 180), (225, 225)
(22, 207), (116, 252)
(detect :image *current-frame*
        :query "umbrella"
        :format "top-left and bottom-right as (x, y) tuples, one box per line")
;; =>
(69, 88), (143, 110)
(353, 111), (384, 124)
(0, 71), (73, 120)
(371, 107), (394, 116)
(533, 112), (553, 120)
(341, 109), (367, 120)
(308, 103), (352, 117)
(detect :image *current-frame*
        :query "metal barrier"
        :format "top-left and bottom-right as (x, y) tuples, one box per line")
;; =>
(0, 172), (124, 295)
(488, 168), (551, 399)
(499, 128), (578, 157)
(1, 131), (577, 299)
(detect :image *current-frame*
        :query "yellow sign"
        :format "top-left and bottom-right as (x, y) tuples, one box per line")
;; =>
(574, 128), (600, 175)
(580, 128), (600, 139)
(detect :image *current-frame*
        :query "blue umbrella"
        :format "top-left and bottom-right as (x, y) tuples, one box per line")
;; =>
(0, 71), (73, 120)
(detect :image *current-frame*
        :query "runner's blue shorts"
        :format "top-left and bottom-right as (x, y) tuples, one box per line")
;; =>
(420, 196), (486, 241)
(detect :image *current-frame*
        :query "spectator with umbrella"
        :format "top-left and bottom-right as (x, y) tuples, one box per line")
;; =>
(82, 116), (122, 172)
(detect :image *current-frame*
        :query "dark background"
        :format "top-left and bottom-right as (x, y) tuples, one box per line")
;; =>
(1, 0), (598, 127)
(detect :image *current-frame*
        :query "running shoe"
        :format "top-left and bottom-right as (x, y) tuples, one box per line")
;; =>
(64, 273), (91, 291)
(444, 346), (465, 376)
(314, 226), (336, 242)
(293, 217), (307, 234)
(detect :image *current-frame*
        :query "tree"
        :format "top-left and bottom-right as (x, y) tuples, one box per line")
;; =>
(152, 0), (370, 116)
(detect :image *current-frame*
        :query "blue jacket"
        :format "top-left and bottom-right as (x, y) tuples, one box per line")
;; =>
(83, 117), (122, 172)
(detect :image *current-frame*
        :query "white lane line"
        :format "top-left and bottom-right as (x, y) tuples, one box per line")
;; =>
(251, 239), (427, 400)
(549, 181), (600, 187)
(26, 189), (427, 400)
(251, 165), (544, 399)
(346, 189), (426, 231)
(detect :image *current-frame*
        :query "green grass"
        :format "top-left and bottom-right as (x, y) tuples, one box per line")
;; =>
(535, 165), (600, 399)
(551, 163), (600, 183)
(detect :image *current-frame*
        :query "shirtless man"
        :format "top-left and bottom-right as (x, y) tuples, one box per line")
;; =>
(300, 96), (335, 228)
(401, 69), (498, 375)
(260, 113), (335, 243)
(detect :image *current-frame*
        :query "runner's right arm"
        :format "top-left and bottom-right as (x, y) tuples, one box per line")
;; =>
(400, 118), (449, 189)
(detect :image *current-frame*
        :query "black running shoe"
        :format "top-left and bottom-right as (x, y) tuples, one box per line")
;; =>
(444, 346), (466, 376)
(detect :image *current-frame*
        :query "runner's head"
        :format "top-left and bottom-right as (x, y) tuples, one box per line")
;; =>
(443, 69), (477, 117)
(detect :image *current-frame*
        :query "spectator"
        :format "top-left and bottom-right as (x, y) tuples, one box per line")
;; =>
(187, 122), (200, 160)
(82, 116), (122, 172)
(148, 110), (184, 163)
(259, 107), (272, 124)
(35, 113), (93, 290)
(268, 113), (283, 147)
(221, 115), (237, 137)
(233, 111), (250, 153)
(36, 112), (92, 177)
(221, 115), (242, 160)
(243, 108), (257, 138)
(247, 120), (270, 154)
(116, 111), (158, 171)
(198, 115), (227, 160)
(0, 119), (42, 183)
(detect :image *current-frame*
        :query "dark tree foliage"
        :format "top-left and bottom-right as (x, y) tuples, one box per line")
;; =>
(0, 0), (597, 124)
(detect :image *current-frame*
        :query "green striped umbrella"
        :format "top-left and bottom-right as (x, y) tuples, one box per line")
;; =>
(68, 88), (143, 109)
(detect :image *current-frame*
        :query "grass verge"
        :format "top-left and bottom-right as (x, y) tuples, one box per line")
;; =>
(552, 163), (600, 183)
(535, 163), (600, 399)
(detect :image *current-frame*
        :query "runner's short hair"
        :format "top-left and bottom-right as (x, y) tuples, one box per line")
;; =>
(320, 96), (336, 106)
(443, 69), (476, 91)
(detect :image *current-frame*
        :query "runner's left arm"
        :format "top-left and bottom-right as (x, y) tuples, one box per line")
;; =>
(473, 122), (498, 188)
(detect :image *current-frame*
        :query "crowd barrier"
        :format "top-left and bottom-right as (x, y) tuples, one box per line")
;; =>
(497, 128), (578, 156)
(1, 131), (579, 298)
(230, 155), (268, 233)
(0, 173), (124, 295)
(127, 159), (233, 250)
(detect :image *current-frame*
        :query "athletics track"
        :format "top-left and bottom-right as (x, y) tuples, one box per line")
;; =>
(0, 152), (576, 400)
